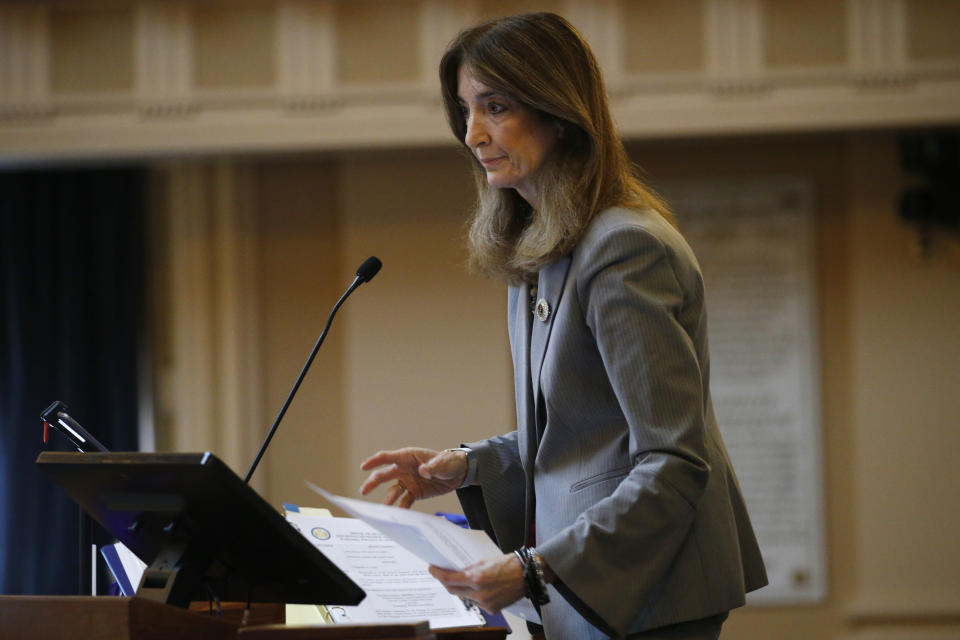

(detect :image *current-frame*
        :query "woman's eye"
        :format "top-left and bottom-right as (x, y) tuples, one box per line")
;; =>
(488, 102), (506, 114)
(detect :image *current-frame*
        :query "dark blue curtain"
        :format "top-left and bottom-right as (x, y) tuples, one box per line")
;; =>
(0, 168), (145, 595)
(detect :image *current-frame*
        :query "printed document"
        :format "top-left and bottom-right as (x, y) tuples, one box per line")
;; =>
(286, 510), (485, 628)
(309, 483), (542, 624)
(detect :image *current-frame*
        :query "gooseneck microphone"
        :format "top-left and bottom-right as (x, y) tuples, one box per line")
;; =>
(244, 256), (382, 483)
(355, 256), (382, 284)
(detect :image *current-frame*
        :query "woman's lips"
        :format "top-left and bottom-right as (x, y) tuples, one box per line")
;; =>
(480, 156), (505, 168)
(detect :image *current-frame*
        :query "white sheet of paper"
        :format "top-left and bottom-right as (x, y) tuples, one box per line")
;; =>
(308, 483), (542, 624)
(286, 511), (485, 629)
(101, 541), (147, 595)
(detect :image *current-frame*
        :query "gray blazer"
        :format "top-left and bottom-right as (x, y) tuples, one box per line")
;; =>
(458, 207), (767, 638)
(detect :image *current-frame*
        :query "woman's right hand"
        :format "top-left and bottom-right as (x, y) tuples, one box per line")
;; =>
(360, 447), (469, 508)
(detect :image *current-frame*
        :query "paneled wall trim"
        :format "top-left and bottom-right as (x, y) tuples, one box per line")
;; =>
(152, 160), (266, 489)
(1, 0), (959, 161)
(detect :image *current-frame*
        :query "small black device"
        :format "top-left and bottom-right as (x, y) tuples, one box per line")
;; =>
(41, 401), (108, 453)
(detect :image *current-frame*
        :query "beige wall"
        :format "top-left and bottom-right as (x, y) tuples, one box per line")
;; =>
(336, 149), (513, 515)
(250, 148), (512, 514)
(149, 131), (960, 639)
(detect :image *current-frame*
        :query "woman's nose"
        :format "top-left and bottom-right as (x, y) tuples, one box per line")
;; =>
(464, 115), (488, 149)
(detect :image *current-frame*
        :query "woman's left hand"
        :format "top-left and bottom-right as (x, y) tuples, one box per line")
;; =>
(428, 553), (525, 614)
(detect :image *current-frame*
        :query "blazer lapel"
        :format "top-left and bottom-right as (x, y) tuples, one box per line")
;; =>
(512, 257), (572, 542)
(530, 255), (572, 423)
(510, 284), (536, 469)
(509, 283), (539, 542)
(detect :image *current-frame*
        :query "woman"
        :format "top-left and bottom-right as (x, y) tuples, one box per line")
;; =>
(360, 13), (767, 639)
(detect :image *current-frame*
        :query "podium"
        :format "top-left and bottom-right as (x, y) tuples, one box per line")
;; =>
(27, 452), (506, 639)
(0, 596), (235, 640)
(0, 597), (506, 640)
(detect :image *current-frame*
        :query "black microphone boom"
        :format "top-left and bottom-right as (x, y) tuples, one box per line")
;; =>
(244, 256), (382, 483)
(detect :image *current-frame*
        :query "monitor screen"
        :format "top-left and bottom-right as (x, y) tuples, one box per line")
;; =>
(36, 451), (365, 608)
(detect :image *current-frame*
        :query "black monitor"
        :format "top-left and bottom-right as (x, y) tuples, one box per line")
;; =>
(36, 451), (365, 609)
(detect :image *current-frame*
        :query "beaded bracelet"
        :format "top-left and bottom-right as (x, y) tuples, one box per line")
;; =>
(527, 548), (549, 602)
(514, 547), (550, 608)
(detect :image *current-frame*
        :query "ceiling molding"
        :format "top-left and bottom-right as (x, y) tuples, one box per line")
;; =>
(1, 0), (958, 163)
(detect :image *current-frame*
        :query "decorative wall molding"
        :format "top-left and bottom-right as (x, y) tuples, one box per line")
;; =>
(209, 161), (264, 485)
(160, 162), (217, 457)
(154, 160), (266, 487)
(276, 0), (335, 108)
(0, 5), (54, 118)
(705, 0), (767, 92)
(0, 0), (958, 162)
(417, 0), (475, 92)
(848, 0), (910, 86)
(136, 2), (196, 115)
(563, 0), (623, 85)
(846, 590), (960, 623)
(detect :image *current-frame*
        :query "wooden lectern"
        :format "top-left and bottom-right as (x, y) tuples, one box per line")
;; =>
(0, 596), (506, 640)
(25, 454), (506, 639)
(0, 596), (235, 640)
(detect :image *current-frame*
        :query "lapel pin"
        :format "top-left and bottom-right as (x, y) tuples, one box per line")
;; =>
(535, 298), (551, 322)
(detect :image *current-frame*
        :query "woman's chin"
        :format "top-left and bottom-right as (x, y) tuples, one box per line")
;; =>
(486, 175), (513, 191)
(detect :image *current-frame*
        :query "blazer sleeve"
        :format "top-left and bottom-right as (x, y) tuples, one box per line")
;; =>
(536, 221), (713, 635)
(456, 430), (528, 554)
